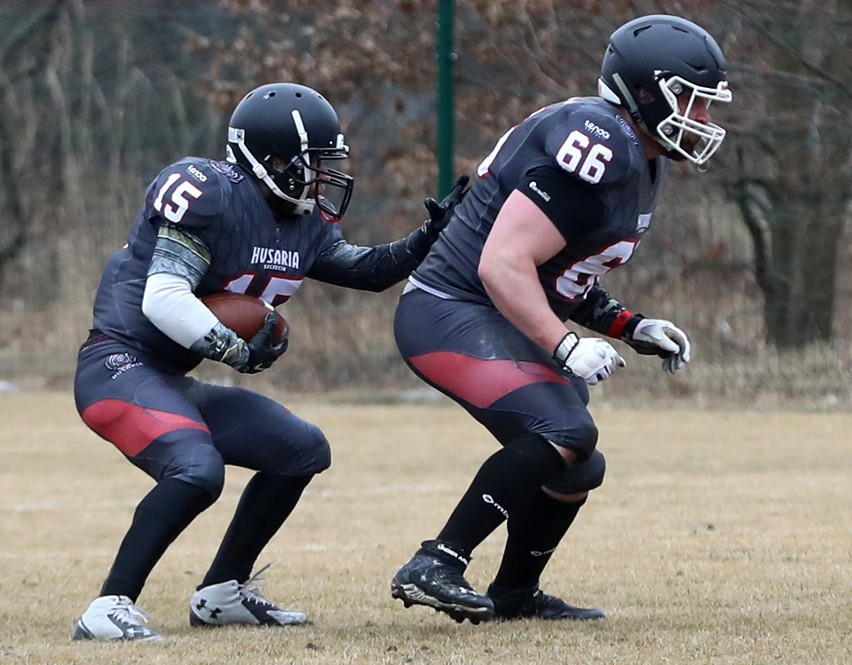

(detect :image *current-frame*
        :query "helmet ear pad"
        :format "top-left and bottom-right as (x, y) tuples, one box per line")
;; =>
(276, 155), (309, 199)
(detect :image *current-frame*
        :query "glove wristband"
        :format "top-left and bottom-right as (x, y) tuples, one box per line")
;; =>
(608, 310), (634, 339)
(552, 331), (580, 364)
(618, 313), (645, 340)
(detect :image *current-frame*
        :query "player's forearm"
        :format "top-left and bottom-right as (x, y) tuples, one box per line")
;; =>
(141, 272), (247, 366)
(307, 229), (431, 291)
(141, 272), (219, 347)
(568, 283), (641, 339)
(479, 254), (569, 355)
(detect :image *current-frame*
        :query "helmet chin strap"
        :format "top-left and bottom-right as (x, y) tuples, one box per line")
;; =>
(226, 126), (315, 215)
(605, 74), (651, 136)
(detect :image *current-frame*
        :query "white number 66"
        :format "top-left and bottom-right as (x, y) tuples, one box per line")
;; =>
(556, 130), (612, 184)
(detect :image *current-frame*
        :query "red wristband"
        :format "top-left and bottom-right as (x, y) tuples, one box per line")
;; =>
(608, 310), (633, 339)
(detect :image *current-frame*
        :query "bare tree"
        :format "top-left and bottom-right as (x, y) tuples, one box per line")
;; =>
(0, 0), (69, 284)
(718, 0), (851, 348)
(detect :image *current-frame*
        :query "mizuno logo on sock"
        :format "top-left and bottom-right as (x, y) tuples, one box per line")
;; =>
(482, 494), (509, 519)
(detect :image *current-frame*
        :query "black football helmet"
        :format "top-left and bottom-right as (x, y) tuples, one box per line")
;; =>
(598, 15), (732, 166)
(226, 83), (354, 221)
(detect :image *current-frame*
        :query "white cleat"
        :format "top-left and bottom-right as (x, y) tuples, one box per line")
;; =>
(190, 567), (307, 627)
(72, 595), (163, 642)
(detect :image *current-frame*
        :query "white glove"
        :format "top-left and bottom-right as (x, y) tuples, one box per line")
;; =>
(626, 318), (691, 374)
(553, 332), (625, 385)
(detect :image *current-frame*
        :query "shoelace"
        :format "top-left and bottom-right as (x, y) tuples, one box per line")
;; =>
(238, 562), (276, 607)
(110, 599), (152, 627)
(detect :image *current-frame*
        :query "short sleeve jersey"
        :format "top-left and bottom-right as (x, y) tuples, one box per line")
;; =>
(411, 96), (670, 320)
(91, 157), (344, 371)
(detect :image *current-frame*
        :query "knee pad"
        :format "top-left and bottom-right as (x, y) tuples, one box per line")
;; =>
(506, 433), (568, 473)
(544, 449), (606, 495)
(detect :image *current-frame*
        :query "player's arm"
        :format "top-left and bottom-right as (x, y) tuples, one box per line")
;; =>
(570, 285), (691, 373)
(569, 283), (640, 339)
(478, 188), (623, 384)
(307, 176), (469, 291)
(141, 223), (281, 372)
(141, 222), (243, 361)
(479, 189), (571, 353)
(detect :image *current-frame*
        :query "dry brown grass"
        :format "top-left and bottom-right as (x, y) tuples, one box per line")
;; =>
(0, 392), (849, 664)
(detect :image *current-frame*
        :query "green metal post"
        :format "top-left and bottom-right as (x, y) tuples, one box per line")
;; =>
(436, 0), (456, 196)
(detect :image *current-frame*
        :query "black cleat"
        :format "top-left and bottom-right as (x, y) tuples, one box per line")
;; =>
(487, 583), (605, 621)
(391, 541), (494, 624)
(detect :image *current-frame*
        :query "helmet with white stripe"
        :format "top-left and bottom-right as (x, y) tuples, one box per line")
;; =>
(226, 83), (353, 220)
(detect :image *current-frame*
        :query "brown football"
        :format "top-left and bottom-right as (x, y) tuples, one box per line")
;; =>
(200, 293), (289, 344)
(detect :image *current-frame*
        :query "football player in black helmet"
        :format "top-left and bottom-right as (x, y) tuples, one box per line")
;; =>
(598, 15), (731, 167)
(71, 81), (468, 641)
(226, 83), (354, 221)
(389, 15), (730, 624)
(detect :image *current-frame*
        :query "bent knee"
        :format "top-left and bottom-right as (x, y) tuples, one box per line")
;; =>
(573, 416), (599, 455)
(548, 414), (599, 461)
(544, 449), (606, 495)
(279, 423), (332, 476)
(167, 446), (226, 502)
(305, 426), (332, 474)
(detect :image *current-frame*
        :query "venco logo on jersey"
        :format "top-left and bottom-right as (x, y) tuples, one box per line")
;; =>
(584, 120), (610, 141)
(186, 164), (208, 183)
(251, 247), (300, 271)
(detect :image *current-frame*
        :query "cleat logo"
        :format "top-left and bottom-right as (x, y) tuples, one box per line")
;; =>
(436, 543), (470, 566)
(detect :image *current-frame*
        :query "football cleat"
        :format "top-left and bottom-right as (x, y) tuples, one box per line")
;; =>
(189, 566), (307, 627)
(487, 583), (606, 621)
(72, 595), (164, 642)
(391, 540), (494, 624)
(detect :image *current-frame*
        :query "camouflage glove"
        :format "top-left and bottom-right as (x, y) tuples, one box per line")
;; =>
(234, 312), (289, 374)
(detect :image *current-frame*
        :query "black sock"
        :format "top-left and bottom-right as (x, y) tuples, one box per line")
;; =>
(491, 490), (585, 590)
(436, 434), (566, 555)
(201, 473), (313, 587)
(100, 478), (215, 601)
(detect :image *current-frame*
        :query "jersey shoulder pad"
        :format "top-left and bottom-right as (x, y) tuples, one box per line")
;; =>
(150, 158), (233, 233)
(544, 98), (644, 187)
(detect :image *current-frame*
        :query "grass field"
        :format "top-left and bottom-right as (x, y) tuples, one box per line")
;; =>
(0, 391), (849, 664)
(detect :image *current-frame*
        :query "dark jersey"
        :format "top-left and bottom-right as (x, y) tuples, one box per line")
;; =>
(412, 97), (670, 320)
(91, 157), (428, 372)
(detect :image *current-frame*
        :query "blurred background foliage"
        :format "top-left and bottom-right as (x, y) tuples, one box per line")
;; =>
(0, 0), (849, 405)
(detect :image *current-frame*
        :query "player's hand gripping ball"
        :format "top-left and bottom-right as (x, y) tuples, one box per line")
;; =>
(201, 293), (289, 344)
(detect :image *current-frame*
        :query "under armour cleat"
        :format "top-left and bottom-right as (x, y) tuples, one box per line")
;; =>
(72, 595), (164, 642)
(487, 583), (605, 621)
(189, 566), (307, 627)
(391, 540), (494, 624)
